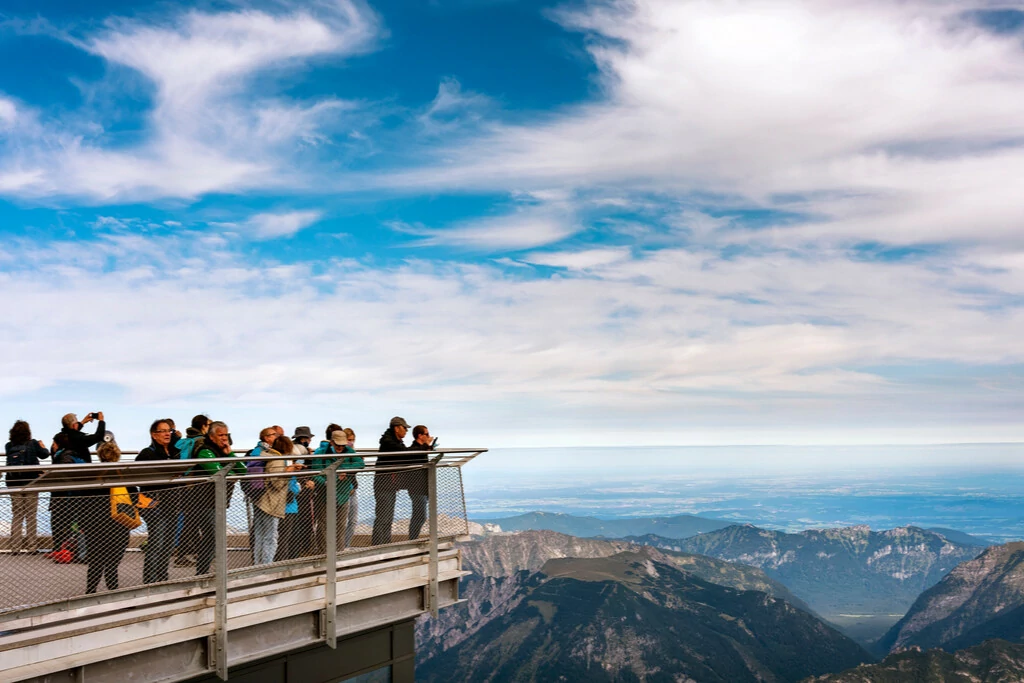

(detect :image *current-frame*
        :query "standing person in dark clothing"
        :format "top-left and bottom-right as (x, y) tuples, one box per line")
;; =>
(50, 412), (105, 560)
(48, 432), (75, 554)
(137, 420), (181, 584)
(372, 416), (430, 545)
(405, 425), (435, 540)
(56, 411), (106, 463)
(190, 421), (246, 576)
(84, 442), (131, 594)
(4, 421), (49, 552)
(174, 415), (210, 567)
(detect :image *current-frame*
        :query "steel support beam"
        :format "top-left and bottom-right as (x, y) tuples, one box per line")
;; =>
(428, 456), (440, 618)
(324, 459), (342, 649)
(213, 469), (229, 680)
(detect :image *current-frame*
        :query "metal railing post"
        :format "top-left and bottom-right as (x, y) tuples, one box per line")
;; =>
(428, 456), (440, 618)
(214, 469), (229, 680)
(324, 460), (342, 649)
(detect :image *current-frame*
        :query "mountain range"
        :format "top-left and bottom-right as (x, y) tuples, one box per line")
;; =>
(418, 545), (871, 682)
(668, 524), (982, 620)
(473, 511), (731, 539)
(878, 542), (1024, 653)
(417, 529), (812, 663)
(806, 639), (1024, 682)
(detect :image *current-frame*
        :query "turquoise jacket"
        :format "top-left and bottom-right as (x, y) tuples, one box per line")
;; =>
(310, 443), (364, 505)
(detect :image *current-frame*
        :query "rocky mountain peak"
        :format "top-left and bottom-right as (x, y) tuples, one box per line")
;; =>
(878, 542), (1024, 652)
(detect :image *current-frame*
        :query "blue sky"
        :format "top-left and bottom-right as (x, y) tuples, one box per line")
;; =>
(1, 0), (1024, 449)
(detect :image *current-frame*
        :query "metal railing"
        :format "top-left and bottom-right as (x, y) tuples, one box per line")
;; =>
(0, 448), (482, 677)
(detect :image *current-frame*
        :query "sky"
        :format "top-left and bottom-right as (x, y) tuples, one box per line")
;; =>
(1, 0), (1024, 450)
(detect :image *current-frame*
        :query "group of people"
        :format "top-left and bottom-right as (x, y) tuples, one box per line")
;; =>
(3, 412), (438, 595)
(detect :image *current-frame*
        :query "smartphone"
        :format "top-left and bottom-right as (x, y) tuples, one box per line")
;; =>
(431, 437), (439, 448)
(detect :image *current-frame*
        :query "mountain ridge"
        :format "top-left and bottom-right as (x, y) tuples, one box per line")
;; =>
(878, 542), (1024, 653)
(674, 523), (982, 619)
(805, 639), (1024, 682)
(417, 529), (815, 663)
(472, 510), (731, 538)
(419, 551), (872, 683)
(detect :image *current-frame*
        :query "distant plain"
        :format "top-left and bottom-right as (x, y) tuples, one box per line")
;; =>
(465, 444), (1024, 542)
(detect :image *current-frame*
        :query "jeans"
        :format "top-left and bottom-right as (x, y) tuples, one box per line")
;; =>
(10, 490), (39, 551)
(142, 506), (175, 583)
(252, 507), (279, 565)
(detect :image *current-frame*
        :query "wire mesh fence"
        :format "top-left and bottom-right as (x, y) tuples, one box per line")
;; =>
(0, 457), (471, 616)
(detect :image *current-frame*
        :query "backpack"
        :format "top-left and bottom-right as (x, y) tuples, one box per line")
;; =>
(110, 487), (142, 529)
(241, 453), (266, 499)
(5, 443), (31, 468)
(177, 436), (203, 460)
(51, 540), (74, 564)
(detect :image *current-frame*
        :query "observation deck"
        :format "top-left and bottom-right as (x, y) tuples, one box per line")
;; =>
(0, 448), (483, 683)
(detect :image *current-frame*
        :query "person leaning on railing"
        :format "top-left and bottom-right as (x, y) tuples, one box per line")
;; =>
(310, 430), (362, 552)
(83, 441), (130, 594)
(172, 414), (211, 568)
(371, 416), (431, 545)
(4, 420), (49, 553)
(189, 421), (246, 576)
(342, 427), (360, 547)
(136, 419), (181, 584)
(250, 436), (291, 565)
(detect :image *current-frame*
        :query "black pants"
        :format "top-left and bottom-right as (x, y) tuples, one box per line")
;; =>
(83, 499), (129, 594)
(142, 506), (175, 583)
(275, 513), (306, 562)
(176, 487), (203, 556)
(371, 475), (428, 545)
(195, 509), (217, 575)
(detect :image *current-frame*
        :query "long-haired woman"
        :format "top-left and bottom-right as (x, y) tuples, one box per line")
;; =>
(4, 421), (49, 552)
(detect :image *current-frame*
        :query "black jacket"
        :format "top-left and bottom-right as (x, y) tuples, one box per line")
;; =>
(377, 429), (425, 467)
(377, 430), (430, 494)
(3, 440), (49, 486)
(57, 421), (106, 464)
(137, 439), (182, 506)
(50, 421), (106, 498)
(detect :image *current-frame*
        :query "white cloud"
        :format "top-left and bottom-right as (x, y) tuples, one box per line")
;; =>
(390, 0), (1024, 246)
(397, 204), (580, 251)
(0, 96), (16, 126)
(241, 210), (324, 239)
(2, 229), (1024, 446)
(0, 1), (380, 201)
(418, 77), (493, 136)
(524, 247), (631, 270)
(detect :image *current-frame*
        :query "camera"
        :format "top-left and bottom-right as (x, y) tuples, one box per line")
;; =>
(88, 412), (99, 420)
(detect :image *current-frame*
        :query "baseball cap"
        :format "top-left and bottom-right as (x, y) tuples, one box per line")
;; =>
(330, 430), (349, 446)
(389, 416), (411, 428)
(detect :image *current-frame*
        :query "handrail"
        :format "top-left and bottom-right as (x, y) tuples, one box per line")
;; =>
(0, 449), (485, 493)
